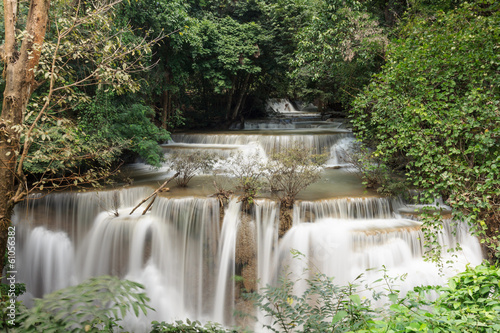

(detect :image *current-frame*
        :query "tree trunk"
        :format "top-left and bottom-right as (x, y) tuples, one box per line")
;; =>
(161, 69), (172, 130)
(230, 73), (250, 122)
(161, 90), (170, 130)
(0, 0), (50, 275)
(278, 198), (294, 238)
(225, 76), (237, 121)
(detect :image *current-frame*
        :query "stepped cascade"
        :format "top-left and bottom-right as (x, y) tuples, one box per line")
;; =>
(13, 104), (482, 331)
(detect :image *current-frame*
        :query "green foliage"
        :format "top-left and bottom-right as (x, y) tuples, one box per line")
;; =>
(290, 0), (388, 109)
(117, 0), (193, 101)
(365, 264), (500, 332)
(151, 319), (237, 333)
(191, 16), (264, 91)
(78, 91), (170, 168)
(14, 276), (150, 333)
(266, 144), (327, 207)
(250, 272), (375, 332)
(352, 0), (500, 259)
(344, 142), (408, 196)
(23, 90), (170, 177)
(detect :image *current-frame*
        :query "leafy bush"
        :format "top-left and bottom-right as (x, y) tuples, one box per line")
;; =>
(78, 91), (171, 168)
(151, 319), (237, 333)
(343, 142), (408, 197)
(366, 264), (500, 333)
(248, 271), (375, 332)
(14, 276), (150, 332)
(246, 250), (385, 332)
(21, 90), (170, 176)
(351, 0), (500, 259)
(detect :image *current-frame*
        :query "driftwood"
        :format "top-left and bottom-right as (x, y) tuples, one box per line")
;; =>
(129, 172), (179, 215)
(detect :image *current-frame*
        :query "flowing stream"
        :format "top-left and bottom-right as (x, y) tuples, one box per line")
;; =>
(12, 103), (483, 331)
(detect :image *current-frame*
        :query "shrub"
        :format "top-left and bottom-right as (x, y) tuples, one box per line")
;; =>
(368, 263), (500, 333)
(151, 319), (237, 333)
(168, 151), (218, 187)
(266, 144), (327, 208)
(246, 251), (379, 332)
(15, 276), (150, 332)
(265, 145), (326, 236)
(343, 142), (408, 197)
(225, 151), (266, 210)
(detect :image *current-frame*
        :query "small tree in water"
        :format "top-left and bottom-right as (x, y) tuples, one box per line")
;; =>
(266, 145), (327, 236)
(168, 151), (218, 187)
(226, 150), (266, 211)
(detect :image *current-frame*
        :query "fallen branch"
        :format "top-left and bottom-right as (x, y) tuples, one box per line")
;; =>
(142, 195), (156, 215)
(129, 172), (179, 215)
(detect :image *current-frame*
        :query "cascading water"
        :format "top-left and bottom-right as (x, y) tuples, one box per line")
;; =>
(170, 132), (351, 156)
(13, 115), (483, 332)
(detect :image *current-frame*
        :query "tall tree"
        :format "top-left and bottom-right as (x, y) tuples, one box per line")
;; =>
(0, 0), (161, 275)
(290, 0), (388, 111)
(1, 0), (51, 276)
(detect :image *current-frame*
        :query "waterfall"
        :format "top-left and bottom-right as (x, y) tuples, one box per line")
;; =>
(15, 190), (227, 330)
(265, 98), (300, 114)
(213, 198), (242, 324)
(170, 133), (351, 159)
(14, 188), (483, 330)
(254, 200), (279, 289)
(326, 136), (355, 167)
(272, 216), (482, 303)
(293, 197), (400, 223)
(18, 227), (76, 297)
(13, 116), (484, 331)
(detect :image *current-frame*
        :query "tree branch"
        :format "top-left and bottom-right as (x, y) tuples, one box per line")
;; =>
(129, 172), (179, 215)
(3, 0), (18, 63)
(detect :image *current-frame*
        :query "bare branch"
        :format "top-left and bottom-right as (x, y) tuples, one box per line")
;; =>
(129, 172), (179, 215)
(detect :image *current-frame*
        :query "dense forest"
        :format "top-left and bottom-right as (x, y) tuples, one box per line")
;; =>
(1, 0), (499, 331)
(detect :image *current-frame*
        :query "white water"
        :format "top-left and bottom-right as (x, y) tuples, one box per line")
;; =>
(14, 192), (482, 330)
(265, 98), (300, 114)
(12, 115), (483, 332)
(169, 132), (351, 163)
(213, 199), (242, 324)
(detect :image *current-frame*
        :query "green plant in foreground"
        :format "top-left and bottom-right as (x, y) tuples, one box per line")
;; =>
(151, 319), (237, 333)
(246, 251), (380, 333)
(360, 264), (500, 333)
(4, 262), (499, 332)
(13, 276), (151, 333)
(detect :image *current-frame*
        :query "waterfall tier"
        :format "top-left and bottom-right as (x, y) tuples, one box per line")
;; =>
(14, 188), (482, 331)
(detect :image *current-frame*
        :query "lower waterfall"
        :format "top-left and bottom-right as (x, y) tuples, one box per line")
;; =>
(13, 187), (483, 331)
